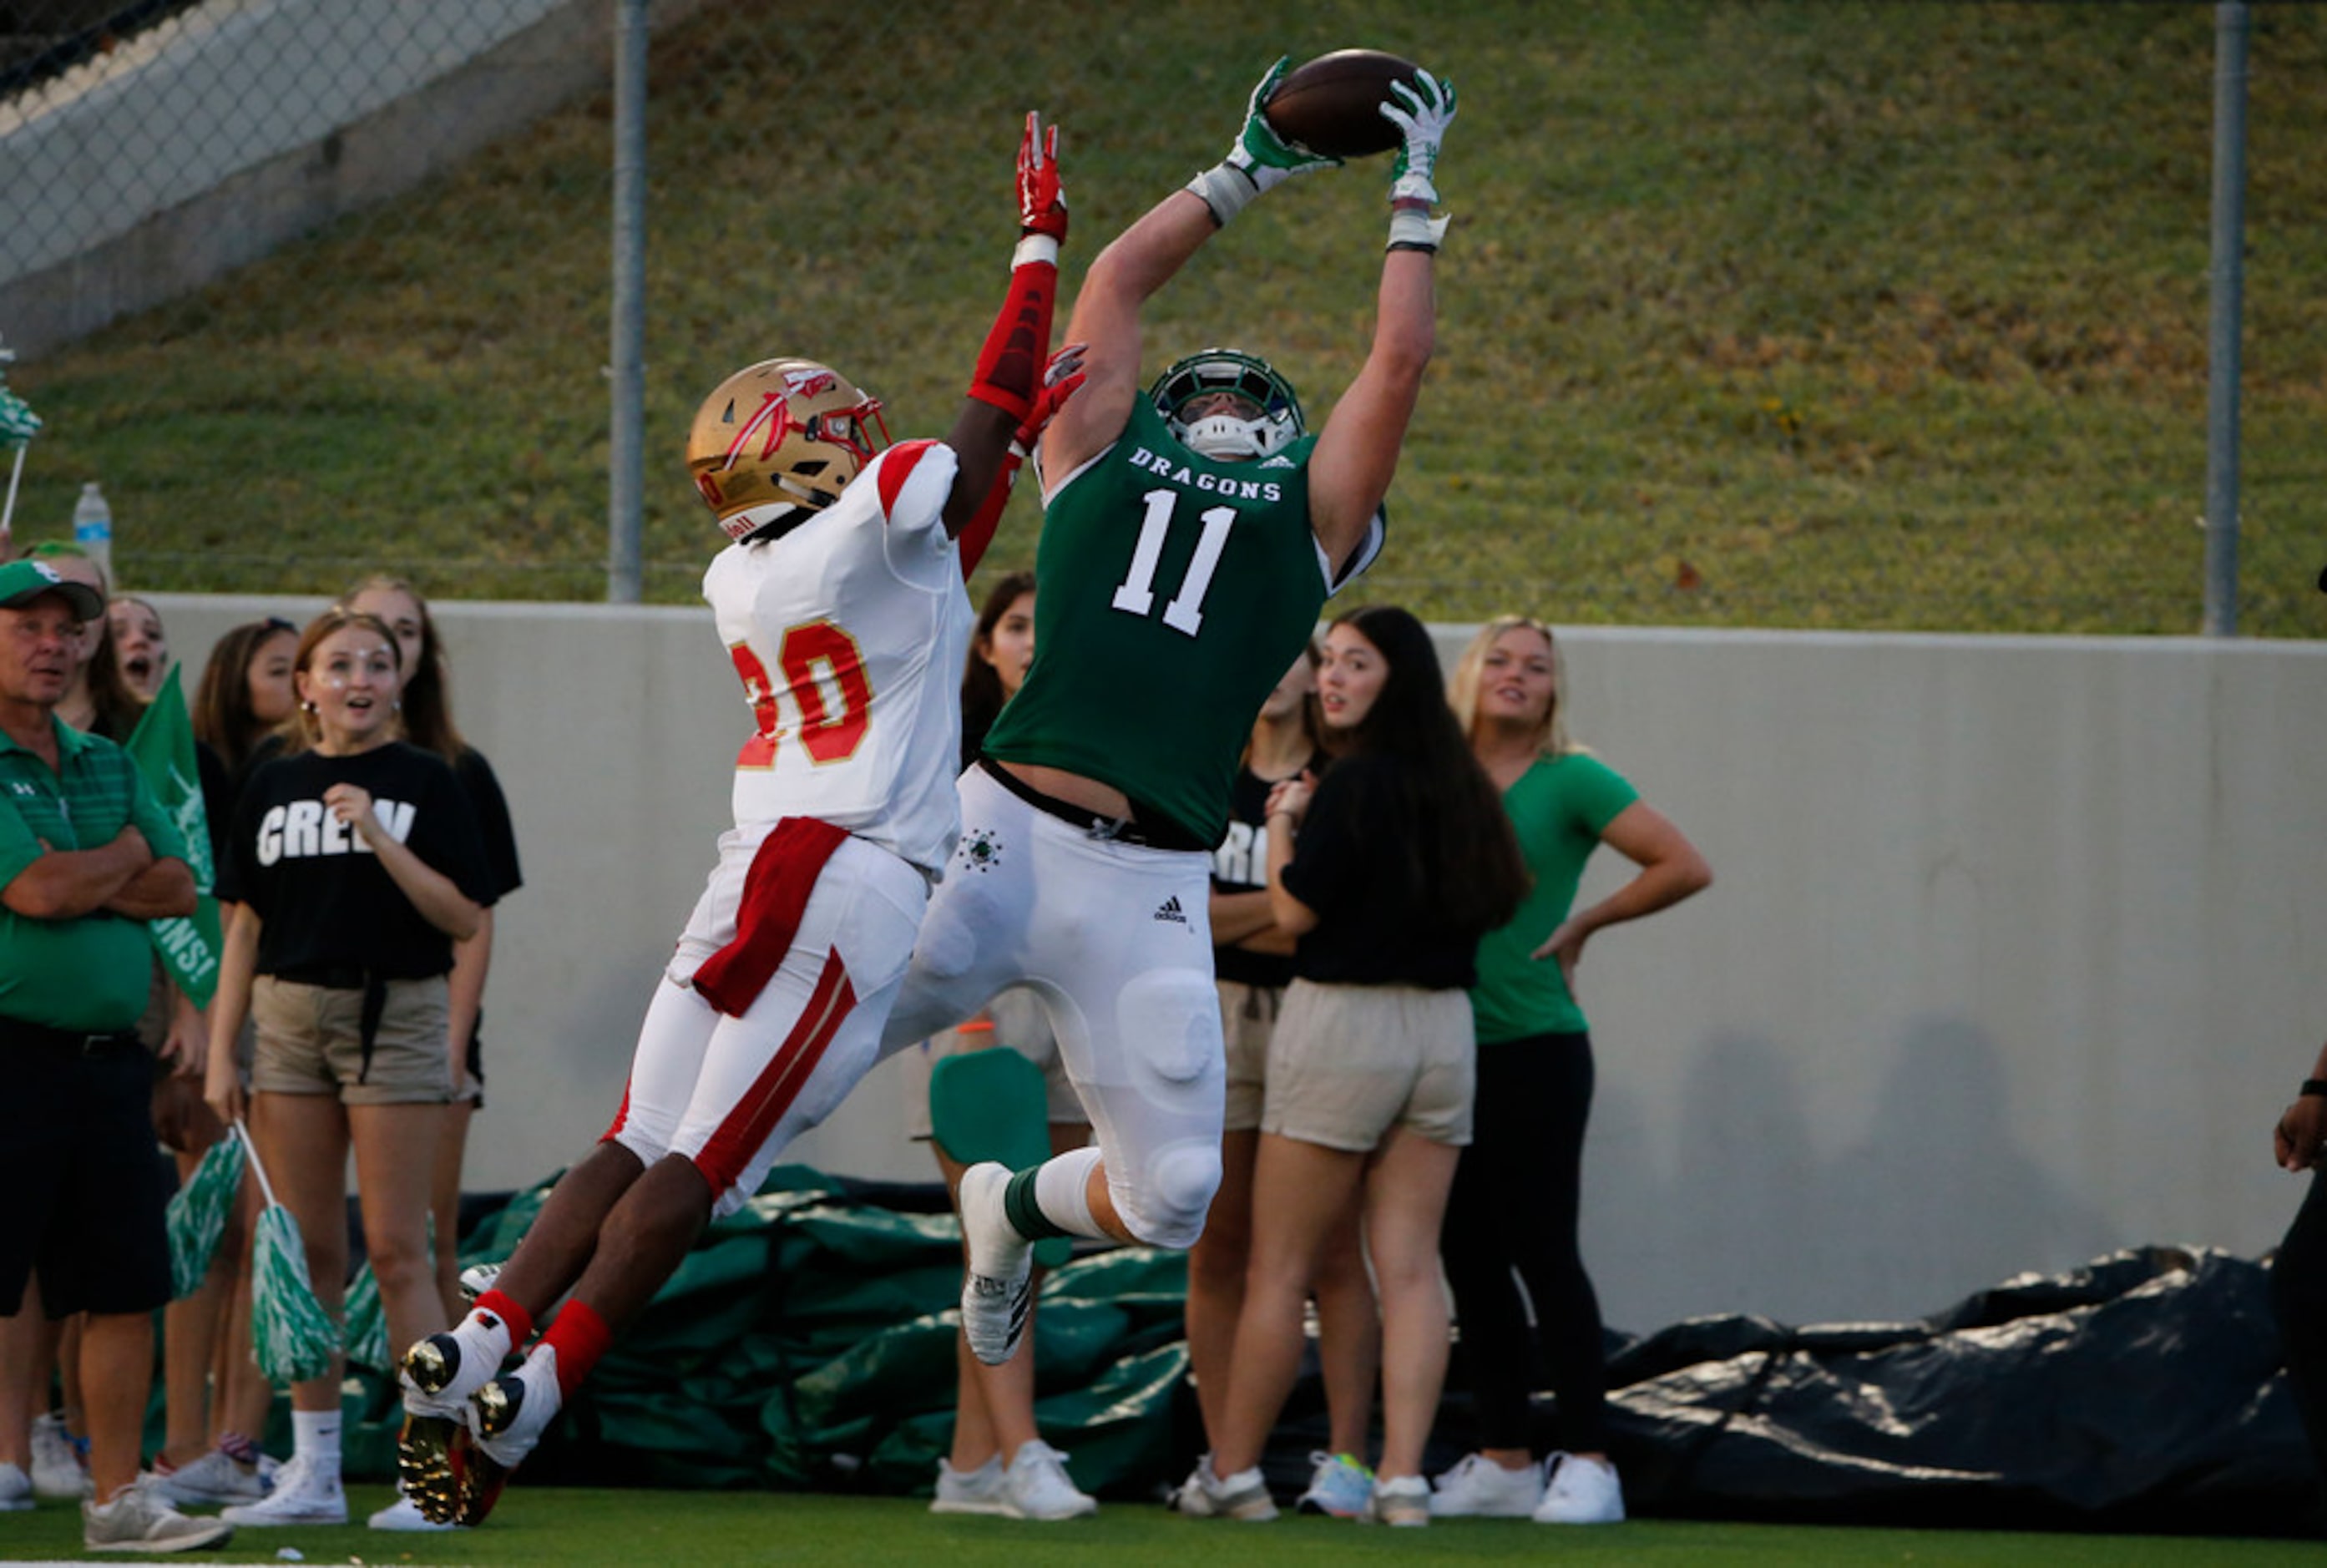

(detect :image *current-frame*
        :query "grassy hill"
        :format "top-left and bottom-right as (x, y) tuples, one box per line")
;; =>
(8, 1), (2324, 635)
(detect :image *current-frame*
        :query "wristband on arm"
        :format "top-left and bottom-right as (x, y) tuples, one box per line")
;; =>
(964, 254), (1058, 423)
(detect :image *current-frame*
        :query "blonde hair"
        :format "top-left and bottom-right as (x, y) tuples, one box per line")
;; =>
(1447, 615), (1573, 758)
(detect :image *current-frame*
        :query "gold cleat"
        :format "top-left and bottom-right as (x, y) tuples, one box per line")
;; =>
(395, 1410), (465, 1525)
(455, 1441), (513, 1527)
(402, 1333), (463, 1397)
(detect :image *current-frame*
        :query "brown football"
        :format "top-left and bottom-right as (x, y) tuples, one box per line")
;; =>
(1261, 48), (1420, 159)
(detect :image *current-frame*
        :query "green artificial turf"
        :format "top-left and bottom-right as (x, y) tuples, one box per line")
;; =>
(4, 1484), (2321, 1565)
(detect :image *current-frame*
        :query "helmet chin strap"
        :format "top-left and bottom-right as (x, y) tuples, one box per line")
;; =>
(1180, 413), (1270, 461)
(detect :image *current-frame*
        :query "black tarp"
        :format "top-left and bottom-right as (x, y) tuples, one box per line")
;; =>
(336, 1171), (2318, 1535)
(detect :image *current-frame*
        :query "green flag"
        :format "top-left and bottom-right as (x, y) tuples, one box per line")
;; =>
(124, 665), (224, 1005)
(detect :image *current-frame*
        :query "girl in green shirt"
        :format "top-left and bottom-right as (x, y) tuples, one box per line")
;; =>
(1428, 615), (1711, 1527)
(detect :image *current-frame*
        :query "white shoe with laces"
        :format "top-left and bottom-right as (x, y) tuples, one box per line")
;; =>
(31, 1411), (89, 1499)
(220, 1451), (347, 1525)
(82, 1475), (235, 1553)
(152, 1447), (267, 1506)
(1427, 1450), (1544, 1517)
(930, 1453), (1008, 1515)
(957, 1162), (1034, 1367)
(1534, 1451), (1625, 1524)
(1000, 1439), (1096, 1520)
(0, 1460), (32, 1511)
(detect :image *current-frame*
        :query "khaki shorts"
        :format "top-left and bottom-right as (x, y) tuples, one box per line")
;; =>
(251, 974), (456, 1107)
(897, 984), (1084, 1141)
(1261, 979), (1475, 1152)
(1217, 979), (1283, 1134)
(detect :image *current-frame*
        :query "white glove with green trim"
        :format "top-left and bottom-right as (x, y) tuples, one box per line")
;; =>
(1381, 69), (1456, 252)
(1186, 56), (1342, 226)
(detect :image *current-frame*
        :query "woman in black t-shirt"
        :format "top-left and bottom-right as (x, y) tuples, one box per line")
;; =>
(1198, 606), (1525, 1525)
(1181, 643), (1384, 1517)
(203, 608), (491, 1529)
(341, 576), (524, 1328)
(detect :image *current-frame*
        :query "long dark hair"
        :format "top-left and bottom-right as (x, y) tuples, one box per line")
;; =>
(1328, 604), (1527, 936)
(193, 617), (298, 776)
(961, 569), (1035, 756)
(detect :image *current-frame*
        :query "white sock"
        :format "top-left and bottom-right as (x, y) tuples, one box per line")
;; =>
(1032, 1146), (1107, 1240)
(290, 1409), (341, 1472)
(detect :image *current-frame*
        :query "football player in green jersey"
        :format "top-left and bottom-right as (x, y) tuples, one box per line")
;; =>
(881, 59), (1459, 1395)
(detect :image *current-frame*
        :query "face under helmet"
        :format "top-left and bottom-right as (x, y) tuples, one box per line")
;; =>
(1149, 348), (1304, 462)
(686, 357), (891, 543)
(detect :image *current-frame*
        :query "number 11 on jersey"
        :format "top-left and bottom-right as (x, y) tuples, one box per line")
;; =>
(1111, 488), (1236, 637)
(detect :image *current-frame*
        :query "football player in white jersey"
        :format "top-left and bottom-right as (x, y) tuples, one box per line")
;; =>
(390, 114), (1081, 1529)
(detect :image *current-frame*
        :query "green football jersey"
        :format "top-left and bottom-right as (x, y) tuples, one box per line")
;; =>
(984, 399), (1357, 848)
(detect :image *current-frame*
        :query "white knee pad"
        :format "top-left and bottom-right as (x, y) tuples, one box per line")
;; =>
(1111, 1139), (1222, 1252)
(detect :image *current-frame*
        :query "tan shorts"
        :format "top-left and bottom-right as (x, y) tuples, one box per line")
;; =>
(250, 974), (456, 1107)
(1261, 979), (1475, 1152)
(1217, 979), (1283, 1134)
(897, 984), (1083, 1140)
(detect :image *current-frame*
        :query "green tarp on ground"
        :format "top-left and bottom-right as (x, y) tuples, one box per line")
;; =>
(338, 1166), (1190, 1499)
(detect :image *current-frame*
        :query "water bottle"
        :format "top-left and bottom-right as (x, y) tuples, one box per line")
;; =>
(72, 481), (112, 584)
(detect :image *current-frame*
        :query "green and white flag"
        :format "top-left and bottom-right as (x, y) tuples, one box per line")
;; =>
(124, 665), (223, 1005)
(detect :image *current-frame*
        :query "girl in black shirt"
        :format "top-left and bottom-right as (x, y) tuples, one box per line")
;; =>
(204, 608), (490, 1530)
(341, 576), (524, 1331)
(1200, 605), (1523, 1525)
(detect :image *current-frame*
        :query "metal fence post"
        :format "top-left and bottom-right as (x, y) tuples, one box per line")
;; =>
(2202, 1), (2249, 637)
(606, 0), (650, 604)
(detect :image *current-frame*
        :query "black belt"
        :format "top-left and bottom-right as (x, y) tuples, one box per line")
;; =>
(2, 1015), (143, 1055)
(266, 967), (393, 1083)
(976, 756), (1208, 852)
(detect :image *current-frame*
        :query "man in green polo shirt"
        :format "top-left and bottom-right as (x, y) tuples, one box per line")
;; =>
(0, 557), (228, 1553)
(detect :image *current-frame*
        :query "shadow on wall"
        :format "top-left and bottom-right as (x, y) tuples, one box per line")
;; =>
(1592, 1017), (2115, 1330)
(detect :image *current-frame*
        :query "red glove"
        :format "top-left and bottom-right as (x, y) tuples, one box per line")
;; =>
(1018, 111), (1067, 241)
(958, 343), (1087, 579)
(1014, 341), (1086, 457)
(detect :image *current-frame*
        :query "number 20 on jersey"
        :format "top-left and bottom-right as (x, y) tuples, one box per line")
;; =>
(728, 620), (871, 768)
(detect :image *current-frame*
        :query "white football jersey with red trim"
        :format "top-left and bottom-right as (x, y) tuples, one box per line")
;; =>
(702, 438), (973, 874)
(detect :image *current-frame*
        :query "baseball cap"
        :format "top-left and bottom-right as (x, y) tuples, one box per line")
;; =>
(0, 559), (105, 620)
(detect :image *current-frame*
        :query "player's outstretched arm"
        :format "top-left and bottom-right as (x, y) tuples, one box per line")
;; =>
(1308, 69), (1456, 574)
(1045, 58), (1338, 479)
(945, 112), (1072, 543)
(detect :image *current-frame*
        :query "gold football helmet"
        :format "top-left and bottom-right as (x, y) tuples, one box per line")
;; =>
(686, 358), (891, 542)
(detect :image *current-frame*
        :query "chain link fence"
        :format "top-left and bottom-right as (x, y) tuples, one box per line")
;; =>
(1, 1), (2320, 633)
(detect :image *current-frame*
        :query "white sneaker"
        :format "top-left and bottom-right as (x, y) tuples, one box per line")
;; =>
(31, 1411), (89, 1498)
(1428, 1451), (1543, 1517)
(957, 1162), (1034, 1367)
(1366, 1473), (1431, 1527)
(1534, 1452), (1625, 1525)
(82, 1476), (235, 1553)
(1169, 1457), (1277, 1521)
(369, 1490), (459, 1530)
(930, 1454), (1009, 1515)
(220, 1452), (346, 1525)
(1296, 1450), (1373, 1518)
(153, 1448), (267, 1506)
(0, 1460), (32, 1510)
(1000, 1439), (1096, 1520)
